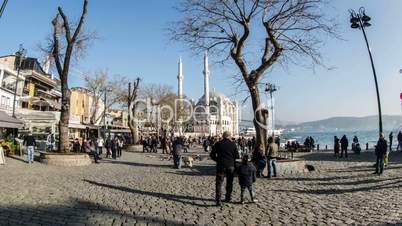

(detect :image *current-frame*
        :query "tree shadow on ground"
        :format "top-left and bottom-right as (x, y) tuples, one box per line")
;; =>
(102, 159), (174, 169)
(272, 178), (402, 195)
(328, 164), (402, 174)
(0, 199), (195, 226)
(315, 177), (402, 186)
(301, 151), (377, 163)
(167, 164), (216, 177)
(83, 179), (216, 207)
(273, 174), (364, 182)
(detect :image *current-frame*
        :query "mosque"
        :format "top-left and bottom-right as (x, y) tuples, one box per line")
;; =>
(176, 52), (239, 136)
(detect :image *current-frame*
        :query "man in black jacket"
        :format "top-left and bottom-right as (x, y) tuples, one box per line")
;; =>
(340, 135), (349, 158)
(210, 131), (239, 206)
(374, 133), (387, 175)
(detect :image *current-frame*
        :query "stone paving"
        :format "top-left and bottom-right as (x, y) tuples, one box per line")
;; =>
(1, 148), (402, 226)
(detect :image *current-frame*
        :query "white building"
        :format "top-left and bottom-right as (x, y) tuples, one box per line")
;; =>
(179, 51), (239, 136)
(0, 61), (25, 115)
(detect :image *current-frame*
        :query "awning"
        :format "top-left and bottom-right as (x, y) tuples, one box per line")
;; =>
(20, 96), (61, 110)
(68, 123), (99, 130)
(0, 111), (23, 129)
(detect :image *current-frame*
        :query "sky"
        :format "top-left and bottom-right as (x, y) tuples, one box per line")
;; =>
(0, 0), (401, 123)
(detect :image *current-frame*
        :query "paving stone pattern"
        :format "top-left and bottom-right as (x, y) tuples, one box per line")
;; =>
(1, 148), (402, 225)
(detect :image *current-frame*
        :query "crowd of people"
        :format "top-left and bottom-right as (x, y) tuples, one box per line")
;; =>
(73, 135), (126, 163)
(14, 127), (402, 206)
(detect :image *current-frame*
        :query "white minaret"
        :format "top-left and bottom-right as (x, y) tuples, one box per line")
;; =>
(177, 57), (183, 98)
(203, 51), (210, 109)
(177, 57), (184, 135)
(203, 51), (211, 135)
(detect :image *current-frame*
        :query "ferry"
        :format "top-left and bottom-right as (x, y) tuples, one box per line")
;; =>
(240, 127), (283, 137)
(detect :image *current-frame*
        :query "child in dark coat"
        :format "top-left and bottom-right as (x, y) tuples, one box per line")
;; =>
(237, 155), (257, 204)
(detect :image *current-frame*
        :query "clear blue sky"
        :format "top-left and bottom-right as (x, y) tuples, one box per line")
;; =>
(1, 0), (401, 122)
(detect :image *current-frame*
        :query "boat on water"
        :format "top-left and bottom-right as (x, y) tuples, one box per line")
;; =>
(240, 127), (283, 137)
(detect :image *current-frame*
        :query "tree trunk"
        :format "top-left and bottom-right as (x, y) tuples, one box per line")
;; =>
(128, 107), (138, 145)
(249, 85), (268, 151)
(59, 85), (71, 152)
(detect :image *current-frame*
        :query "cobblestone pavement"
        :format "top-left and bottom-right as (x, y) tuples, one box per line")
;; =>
(1, 148), (402, 226)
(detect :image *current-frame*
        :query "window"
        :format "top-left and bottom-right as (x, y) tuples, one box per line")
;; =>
(1, 96), (6, 106)
(1, 71), (17, 92)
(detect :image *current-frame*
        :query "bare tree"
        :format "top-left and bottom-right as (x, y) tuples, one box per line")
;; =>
(84, 70), (126, 125)
(42, 0), (91, 152)
(140, 83), (175, 103)
(140, 83), (175, 137)
(126, 78), (141, 144)
(171, 0), (337, 149)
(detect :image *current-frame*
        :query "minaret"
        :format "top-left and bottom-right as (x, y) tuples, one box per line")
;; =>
(203, 51), (211, 135)
(177, 57), (183, 98)
(203, 51), (210, 110)
(177, 57), (184, 135)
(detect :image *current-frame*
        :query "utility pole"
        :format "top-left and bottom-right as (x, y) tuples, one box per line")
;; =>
(265, 83), (278, 137)
(12, 45), (26, 118)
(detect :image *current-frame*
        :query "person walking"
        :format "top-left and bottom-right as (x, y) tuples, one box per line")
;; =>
(172, 137), (184, 169)
(210, 131), (239, 206)
(23, 133), (36, 164)
(237, 155), (257, 204)
(340, 135), (349, 158)
(46, 133), (55, 152)
(117, 136), (124, 158)
(374, 133), (387, 175)
(87, 139), (100, 163)
(334, 136), (340, 157)
(73, 138), (81, 153)
(397, 131), (402, 151)
(266, 137), (278, 178)
(251, 144), (266, 178)
(96, 137), (104, 156)
(389, 132), (393, 151)
(203, 138), (209, 152)
(111, 137), (118, 159)
(105, 136), (112, 158)
(161, 136), (168, 154)
(151, 135), (158, 153)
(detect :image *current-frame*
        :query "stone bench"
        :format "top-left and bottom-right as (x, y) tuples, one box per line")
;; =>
(263, 159), (309, 176)
(40, 152), (91, 166)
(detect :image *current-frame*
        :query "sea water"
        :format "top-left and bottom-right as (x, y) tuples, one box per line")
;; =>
(280, 130), (400, 149)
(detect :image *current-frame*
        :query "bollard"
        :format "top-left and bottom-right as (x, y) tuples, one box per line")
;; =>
(317, 144), (320, 151)
(366, 143), (369, 150)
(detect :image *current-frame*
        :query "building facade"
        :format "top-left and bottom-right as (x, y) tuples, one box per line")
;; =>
(177, 52), (239, 136)
(70, 87), (105, 126)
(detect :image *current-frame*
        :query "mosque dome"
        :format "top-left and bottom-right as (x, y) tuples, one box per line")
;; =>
(197, 90), (231, 105)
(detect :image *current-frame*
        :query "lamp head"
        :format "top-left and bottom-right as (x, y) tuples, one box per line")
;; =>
(350, 17), (359, 24)
(351, 23), (360, 29)
(361, 13), (371, 22)
(363, 21), (371, 27)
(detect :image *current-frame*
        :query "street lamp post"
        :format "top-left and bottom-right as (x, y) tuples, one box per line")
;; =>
(350, 7), (383, 135)
(0, 0), (9, 19)
(12, 45), (26, 118)
(265, 83), (278, 137)
(103, 88), (112, 139)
